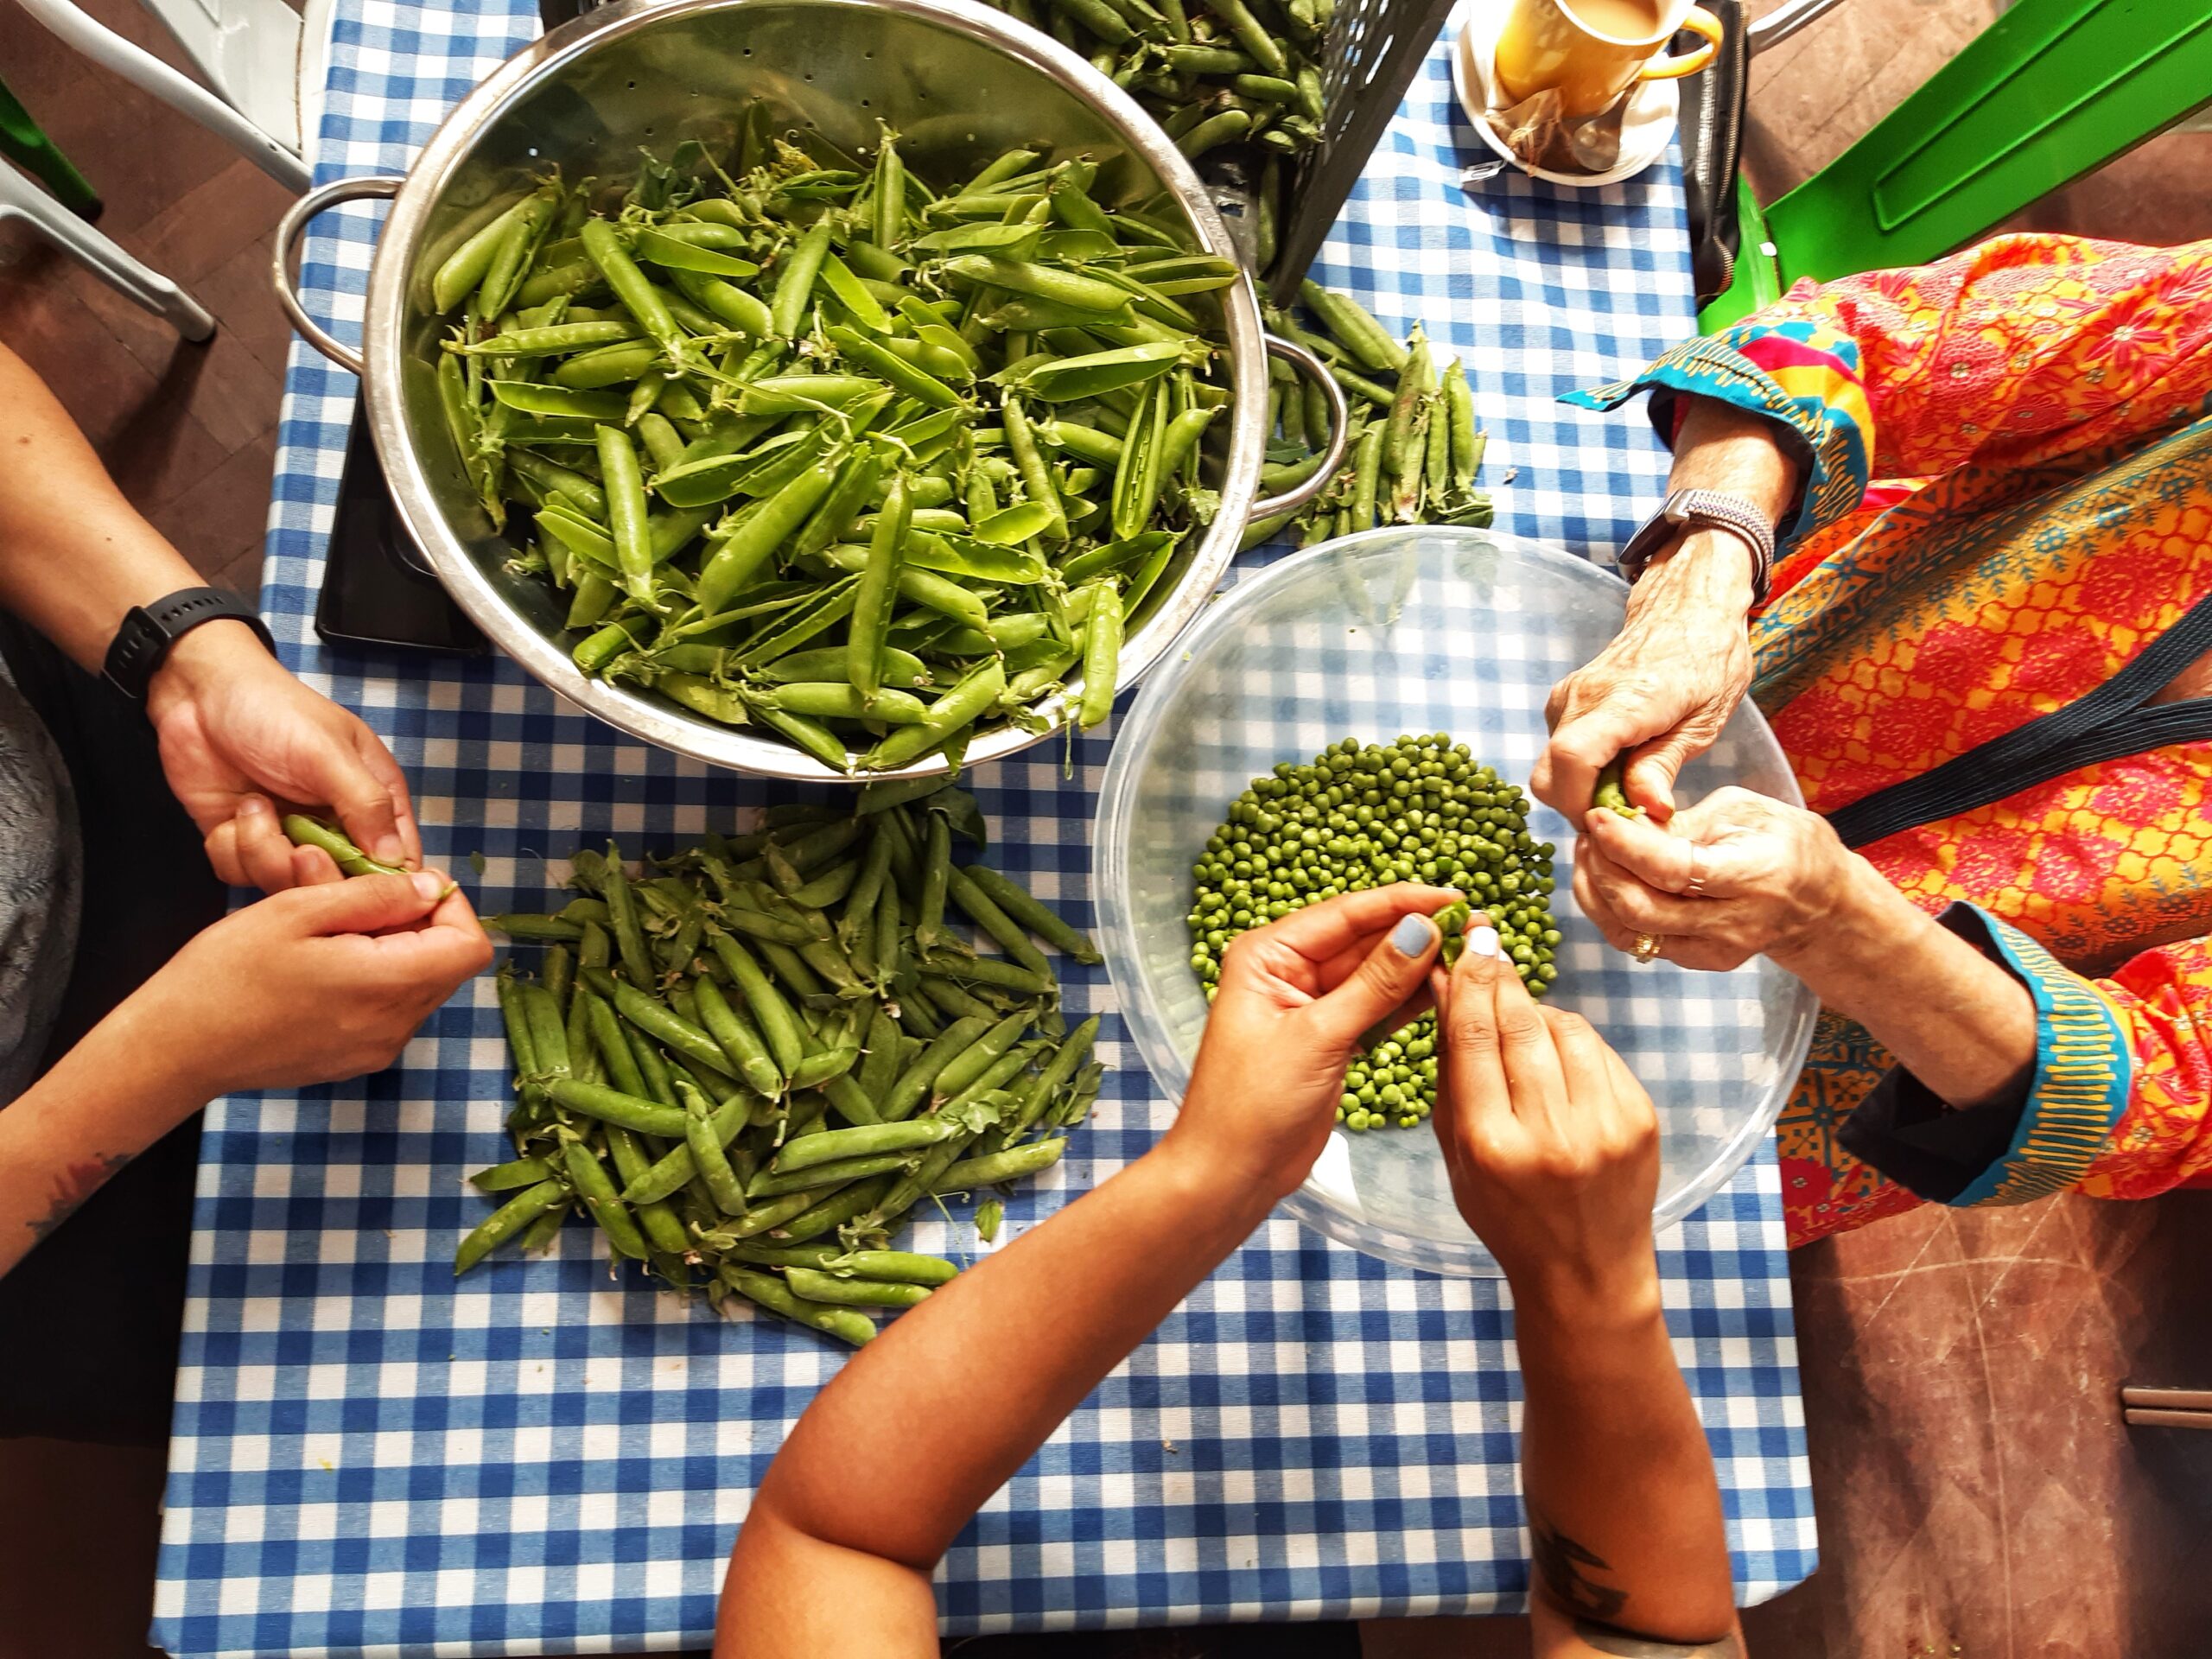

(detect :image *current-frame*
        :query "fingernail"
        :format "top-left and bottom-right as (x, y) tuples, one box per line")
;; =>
(375, 834), (406, 868)
(1467, 925), (1501, 958)
(411, 871), (445, 902)
(1389, 914), (1435, 958)
(239, 793), (271, 822)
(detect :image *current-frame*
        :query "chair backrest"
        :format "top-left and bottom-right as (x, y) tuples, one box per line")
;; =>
(1701, 0), (2212, 328)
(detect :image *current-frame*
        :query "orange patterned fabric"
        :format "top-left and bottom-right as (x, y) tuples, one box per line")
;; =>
(1620, 237), (2212, 1245)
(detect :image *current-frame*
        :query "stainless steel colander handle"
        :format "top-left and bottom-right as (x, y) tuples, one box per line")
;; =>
(271, 174), (406, 378)
(1251, 333), (1351, 522)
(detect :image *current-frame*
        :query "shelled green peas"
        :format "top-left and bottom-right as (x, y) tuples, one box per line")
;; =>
(1184, 732), (1560, 1131)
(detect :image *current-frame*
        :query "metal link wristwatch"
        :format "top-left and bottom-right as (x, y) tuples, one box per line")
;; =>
(1616, 488), (1777, 606)
(103, 587), (276, 702)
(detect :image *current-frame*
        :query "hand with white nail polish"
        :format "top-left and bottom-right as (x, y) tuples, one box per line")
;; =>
(1170, 883), (1463, 1202)
(1430, 919), (1661, 1306)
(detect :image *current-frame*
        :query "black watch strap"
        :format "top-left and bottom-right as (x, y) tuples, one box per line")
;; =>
(103, 587), (276, 702)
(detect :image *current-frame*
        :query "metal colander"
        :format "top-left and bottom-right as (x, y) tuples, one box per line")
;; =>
(275, 0), (1346, 781)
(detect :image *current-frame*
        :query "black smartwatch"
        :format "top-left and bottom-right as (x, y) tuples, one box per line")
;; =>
(1616, 488), (1777, 606)
(103, 587), (276, 702)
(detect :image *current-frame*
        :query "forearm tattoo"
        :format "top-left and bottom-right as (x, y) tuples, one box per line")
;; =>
(25, 1151), (130, 1246)
(1533, 1515), (1743, 1658)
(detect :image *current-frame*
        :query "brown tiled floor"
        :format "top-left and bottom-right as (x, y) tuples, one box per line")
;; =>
(5, 2), (2212, 1656)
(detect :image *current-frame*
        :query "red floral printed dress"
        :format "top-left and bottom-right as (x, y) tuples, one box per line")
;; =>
(1569, 234), (2212, 1245)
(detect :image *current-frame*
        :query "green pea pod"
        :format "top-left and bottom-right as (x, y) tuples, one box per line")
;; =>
(826, 324), (963, 411)
(1300, 280), (1408, 372)
(454, 1179), (569, 1275)
(564, 1138), (651, 1260)
(1178, 109), (1253, 159)
(871, 130), (906, 250)
(696, 458), (845, 613)
(491, 380), (628, 421)
(483, 190), (559, 317)
(770, 219), (835, 336)
(769, 1116), (960, 1174)
(1348, 420), (1386, 532)
(509, 448), (608, 516)
(1077, 579), (1122, 729)
(282, 814), (406, 877)
(760, 641), (927, 689)
(449, 320), (639, 358)
(956, 862), (1100, 963)
(1163, 42), (1250, 73)
(692, 974), (785, 1098)
(431, 194), (534, 315)
(994, 396), (1068, 544)
(903, 531), (1047, 585)
(515, 257), (601, 309)
(791, 449), (886, 563)
(1033, 418), (1124, 468)
(547, 340), (659, 390)
(670, 268), (775, 338)
(709, 931), (806, 1078)
(731, 575), (861, 671)
(1445, 357), (1483, 493)
(619, 1090), (748, 1204)
(1058, 531), (1173, 587)
(632, 229), (760, 280)
(931, 1137), (1065, 1193)
(1010, 339), (1196, 402)
(818, 253), (893, 335)
(544, 1076), (690, 1137)
(580, 219), (681, 354)
(1110, 379), (1171, 543)
(782, 1266), (931, 1309)
(593, 424), (655, 600)
(969, 501), (1055, 546)
(602, 1124), (690, 1256)
(721, 1265), (875, 1345)
(1592, 758), (1643, 818)
(861, 658), (1004, 772)
(471, 1155), (554, 1192)
(678, 1079), (749, 1215)
(848, 470), (911, 708)
(736, 374), (892, 418)
(754, 682), (930, 723)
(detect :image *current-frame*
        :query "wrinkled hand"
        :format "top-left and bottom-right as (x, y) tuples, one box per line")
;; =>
(1573, 785), (1860, 972)
(146, 622), (421, 892)
(131, 870), (492, 1096)
(1172, 884), (1459, 1203)
(1529, 531), (1753, 823)
(1431, 925), (1659, 1303)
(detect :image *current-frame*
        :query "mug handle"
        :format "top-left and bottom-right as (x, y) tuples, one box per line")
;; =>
(1638, 6), (1721, 80)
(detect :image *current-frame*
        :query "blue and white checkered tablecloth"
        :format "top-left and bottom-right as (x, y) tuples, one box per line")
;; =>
(151, 3), (1815, 1651)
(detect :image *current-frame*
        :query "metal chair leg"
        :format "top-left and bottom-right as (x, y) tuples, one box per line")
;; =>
(0, 167), (215, 341)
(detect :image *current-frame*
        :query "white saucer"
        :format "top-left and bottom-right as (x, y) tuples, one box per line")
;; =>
(1448, 0), (1679, 188)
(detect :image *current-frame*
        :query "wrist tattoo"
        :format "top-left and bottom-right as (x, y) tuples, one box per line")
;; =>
(26, 1151), (131, 1246)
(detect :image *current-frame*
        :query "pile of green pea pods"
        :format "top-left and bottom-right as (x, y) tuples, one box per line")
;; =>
(461, 783), (1105, 1344)
(429, 116), (1239, 773)
(1185, 734), (1560, 1131)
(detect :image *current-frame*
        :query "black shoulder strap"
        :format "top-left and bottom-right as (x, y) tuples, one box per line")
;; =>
(1827, 590), (2212, 850)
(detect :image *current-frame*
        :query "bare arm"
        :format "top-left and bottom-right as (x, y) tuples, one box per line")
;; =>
(0, 341), (219, 671)
(1431, 929), (1739, 1657)
(1534, 397), (1798, 822)
(717, 885), (1459, 1656)
(0, 341), (421, 886)
(0, 873), (489, 1279)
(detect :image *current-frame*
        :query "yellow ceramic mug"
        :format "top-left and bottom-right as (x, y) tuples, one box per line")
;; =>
(1492, 0), (1722, 119)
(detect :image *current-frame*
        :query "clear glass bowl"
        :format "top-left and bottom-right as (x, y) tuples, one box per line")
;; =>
(1094, 527), (1818, 1276)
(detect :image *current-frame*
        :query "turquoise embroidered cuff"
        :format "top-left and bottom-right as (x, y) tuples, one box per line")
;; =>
(1948, 906), (2132, 1206)
(1562, 333), (1871, 552)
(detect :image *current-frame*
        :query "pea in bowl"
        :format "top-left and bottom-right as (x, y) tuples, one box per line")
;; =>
(1092, 526), (1819, 1277)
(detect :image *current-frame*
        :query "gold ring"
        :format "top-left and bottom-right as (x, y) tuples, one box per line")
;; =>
(1631, 931), (1662, 963)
